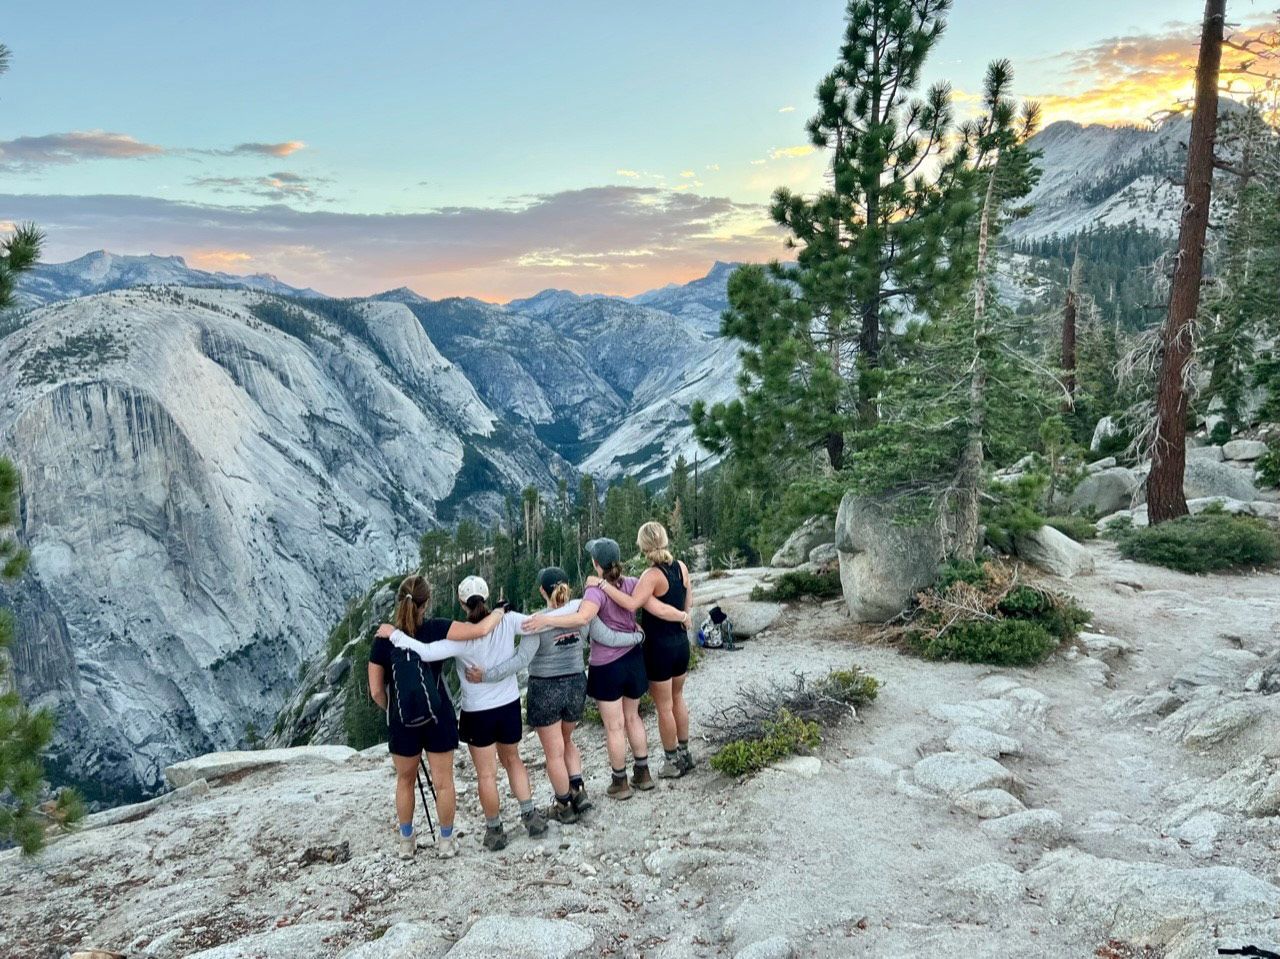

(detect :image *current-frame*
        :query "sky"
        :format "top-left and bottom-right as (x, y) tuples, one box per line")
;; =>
(1, 1), (1276, 300)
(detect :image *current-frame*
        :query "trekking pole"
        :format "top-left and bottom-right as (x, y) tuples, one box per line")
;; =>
(415, 757), (438, 842)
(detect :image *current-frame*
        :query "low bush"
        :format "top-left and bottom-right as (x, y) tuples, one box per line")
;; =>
(1047, 515), (1098, 542)
(751, 568), (842, 601)
(709, 709), (820, 777)
(1256, 444), (1280, 488)
(1208, 420), (1233, 446)
(1116, 513), (1280, 574)
(908, 618), (1058, 666)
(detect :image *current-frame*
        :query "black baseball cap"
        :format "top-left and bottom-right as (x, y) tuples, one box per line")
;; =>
(538, 566), (569, 594)
(584, 537), (622, 567)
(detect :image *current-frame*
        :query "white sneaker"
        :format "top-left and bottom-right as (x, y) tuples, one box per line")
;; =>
(396, 827), (416, 860)
(436, 833), (459, 859)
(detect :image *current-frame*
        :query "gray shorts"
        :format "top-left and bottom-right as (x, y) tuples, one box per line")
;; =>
(526, 673), (587, 728)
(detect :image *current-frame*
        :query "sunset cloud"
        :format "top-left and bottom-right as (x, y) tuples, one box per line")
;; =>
(768, 144), (815, 159)
(225, 140), (307, 157)
(0, 187), (785, 299)
(1034, 17), (1280, 126)
(191, 171), (328, 201)
(616, 168), (640, 178)
(0, 131), (166, 170)
(778, 106), (796, 113)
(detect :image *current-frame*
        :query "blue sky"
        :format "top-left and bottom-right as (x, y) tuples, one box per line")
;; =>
(0, 1), (1268, 298)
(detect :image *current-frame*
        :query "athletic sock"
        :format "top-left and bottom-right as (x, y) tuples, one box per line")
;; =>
(439, 825), (454, 839)
(678, 738), (689, 750)
(519, 798), (534, 816)
(569, 774), (584, 791)
(665, 748), (679, 763)
(555, 792), (572, 804)
(633, 755), (649, 770)
(485, 815), (502, 829)
(398, 822), (414, 838)
(611, 766), (627, 782)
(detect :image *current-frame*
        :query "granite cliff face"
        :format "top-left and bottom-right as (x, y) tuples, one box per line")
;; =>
(0, 287), (564, 799)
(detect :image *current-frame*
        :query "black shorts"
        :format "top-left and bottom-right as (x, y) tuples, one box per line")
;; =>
(586, 646), (648, 702)
(459, 698), (523, 748)
(526, 673), (587, 728)
(387, 699), (459, 757)
(643, 635), (691, 683)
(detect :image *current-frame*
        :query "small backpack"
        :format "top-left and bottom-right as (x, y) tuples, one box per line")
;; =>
(389, 647), (443, 728)
(698, 606), (735, 650)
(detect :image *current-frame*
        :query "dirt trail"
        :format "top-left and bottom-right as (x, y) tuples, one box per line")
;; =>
(2, 543), (1278, 958)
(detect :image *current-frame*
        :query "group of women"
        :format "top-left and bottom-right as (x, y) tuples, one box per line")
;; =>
(366, 520), (694, 859)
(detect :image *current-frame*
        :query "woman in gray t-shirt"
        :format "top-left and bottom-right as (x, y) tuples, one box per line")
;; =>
(465, 566), (641, 824)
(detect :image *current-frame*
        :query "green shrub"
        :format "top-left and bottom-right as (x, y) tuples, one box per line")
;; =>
(1101, 514), (1134, 538)
(935, 559), (988, 591)
(343, 636), (386, 750)
(1117, 514), (1280, 574)
(751, 568), (842, 601)
(1046, 515), (1098, 542)
(1256, 445), (1280, 488)
(983, 474), (1049, 554)
(816, 668), (880, 706)
(908, 618), (1058, 666)
(709, 709), (820, 777)
(1208, 421), (1233, 446)
(997, 585), (1090, 642)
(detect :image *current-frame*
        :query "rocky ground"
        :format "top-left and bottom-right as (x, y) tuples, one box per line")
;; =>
(3, 543), (1280, 959)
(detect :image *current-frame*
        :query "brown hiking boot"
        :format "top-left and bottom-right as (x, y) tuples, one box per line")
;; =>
(548, 800), (579, 825)
(630, 765), (655, 791)
(606, 777), (634, 800)
(570, 784), (593, 814)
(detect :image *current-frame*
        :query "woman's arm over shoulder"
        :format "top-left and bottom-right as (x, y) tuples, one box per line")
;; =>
(446, 607), (504, 641)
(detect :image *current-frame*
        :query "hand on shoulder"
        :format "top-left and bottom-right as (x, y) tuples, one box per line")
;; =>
(376, 623), (394, 639)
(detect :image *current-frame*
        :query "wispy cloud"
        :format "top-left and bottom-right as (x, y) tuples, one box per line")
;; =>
(615, 168), (640, 178)
(679, 170), (696, 178)
(0, 187), (784, 299)
(0, 131), (165, 170)
(191, 170), (328, 201)
(705, 163), (720, 172)
(1034, 17), (1280, 125)
(778, 105), (796, 113)
(769, 145), (815, 159)
(221, 140), (307, 158)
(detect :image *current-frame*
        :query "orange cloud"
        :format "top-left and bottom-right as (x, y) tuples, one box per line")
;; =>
(1035, 18), (1279, 126)
(230, 140), (306, 157)
(189, 249), (254, 271)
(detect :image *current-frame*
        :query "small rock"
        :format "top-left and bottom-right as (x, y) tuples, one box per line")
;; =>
(339, 921), (450, 958)
(912, 752), (1016, 798)
(734, 936), (795, 959)
(840, 756), (899, 779)
(946, 862), (1024, 906)
(1014, 525), (1096, 578)
(980, 809), (1064, 844)
(1187, 444), (1225, 462)
(447, 917), (593, 959)
(1078, 631), (1133, 664)
(955, 788), (1027, 819)
(770, 515), (835, 568)
(945, 725), (1022, 759)
(772, 756), (821, 778)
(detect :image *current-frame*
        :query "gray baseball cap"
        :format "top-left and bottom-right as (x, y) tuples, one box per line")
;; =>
(584, 538), (622, 567)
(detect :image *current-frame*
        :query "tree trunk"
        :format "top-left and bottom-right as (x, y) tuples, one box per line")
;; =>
(952, 168), (999, 561)
(1062, 247), (1080, 408)
(1147, 0), (1224, 524)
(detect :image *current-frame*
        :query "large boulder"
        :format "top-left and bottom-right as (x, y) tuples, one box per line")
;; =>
(1014, 525), (1095, 578)
(835, 494), (945, 622)
(770, 515), (835, 568)
(1187, 445), (1225, 462)
(1132, 458), (1259, 507)
(448, 917), (593, 959)
(1090, 415), (1119, 452)
(1223, 439), (1268, 462)
(1066, 467), (1139, 516)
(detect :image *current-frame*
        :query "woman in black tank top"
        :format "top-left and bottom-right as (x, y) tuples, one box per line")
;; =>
(588, 521), (696, 779)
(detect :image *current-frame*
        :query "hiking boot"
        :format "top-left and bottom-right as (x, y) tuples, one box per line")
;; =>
(606, 777), (634, 800)
(436, 833), (459, 859)
(522, 806), (549, 838)
(677, 747), (696, 774)
(548, 800), (579, 825)
(630, 765), (655, 791)
(482, 824), (508, 852)
(395, 828), (416, 860)
(659, 760), (685, 779)
(570, 784), (593, 815)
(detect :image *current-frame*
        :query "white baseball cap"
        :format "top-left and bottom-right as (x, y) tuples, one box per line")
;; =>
(457, 575), (490, 604)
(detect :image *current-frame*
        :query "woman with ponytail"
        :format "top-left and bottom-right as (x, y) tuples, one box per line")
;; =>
(588, 521), (695, 780)
(464, 567), (644, 824)
(367, 575), (504, 860)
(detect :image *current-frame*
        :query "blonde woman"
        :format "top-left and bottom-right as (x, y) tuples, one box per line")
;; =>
(366, 575), (503, 860)
(588, 521), (694, 779)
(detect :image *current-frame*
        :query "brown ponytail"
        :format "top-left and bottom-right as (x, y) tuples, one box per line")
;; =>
(549, 582), (572, 608)
(600, 562), (625, 586)
(394, 575), (431, 635)
(464, 595), (490, 623)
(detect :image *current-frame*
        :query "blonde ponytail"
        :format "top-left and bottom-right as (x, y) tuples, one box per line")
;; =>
(637, 521), (673, 566)
(549, 581), (572, 609)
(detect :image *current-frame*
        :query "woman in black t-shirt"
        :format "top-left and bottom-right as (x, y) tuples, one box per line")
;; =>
(367, 575), (502, 860)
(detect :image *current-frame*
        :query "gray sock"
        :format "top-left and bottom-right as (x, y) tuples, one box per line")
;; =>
(665, 748), (679, 763)
(519, 798), (534, 816)
(485, 815), (502, 829)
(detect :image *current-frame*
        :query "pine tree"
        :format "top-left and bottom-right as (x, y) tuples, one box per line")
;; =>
(693, 0), (978, 474)
(1146, 0), (1225, 523)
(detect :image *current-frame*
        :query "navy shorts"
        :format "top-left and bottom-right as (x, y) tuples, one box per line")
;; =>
(643, 635), (691, 683)
(586, 646), (648, 702)
(387, 699), (459, 757)
(459, 698), (523, 747)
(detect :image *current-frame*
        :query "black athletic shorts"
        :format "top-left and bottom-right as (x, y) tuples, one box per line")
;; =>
(459, 698), (523, 748)
(586, 645), (648, 702)
(643, 635), (691, 683)
(387, 699), (459, 757)
(526, 673), (587, 728)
